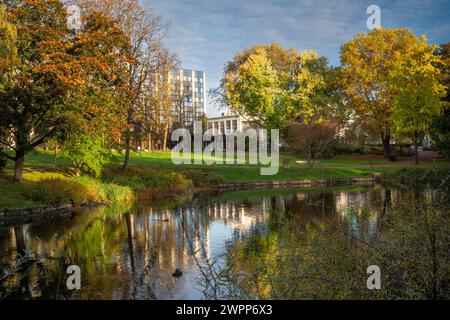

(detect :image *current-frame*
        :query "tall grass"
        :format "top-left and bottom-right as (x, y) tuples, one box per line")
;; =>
(378, 168), (450, 189)
(102, 166), (192, 201)
(0, 166), (192, 209)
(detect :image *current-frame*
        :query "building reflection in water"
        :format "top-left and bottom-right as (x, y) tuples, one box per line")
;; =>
(0, 186), (419, 300)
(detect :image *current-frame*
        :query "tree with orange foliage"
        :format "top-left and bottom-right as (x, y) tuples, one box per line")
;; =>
(74, 0), (169, 171)
(0, 0), (130, 182)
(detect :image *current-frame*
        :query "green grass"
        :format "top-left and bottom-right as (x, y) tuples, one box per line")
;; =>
(110, 150), (449, 183)
(4, 149), (450, 183)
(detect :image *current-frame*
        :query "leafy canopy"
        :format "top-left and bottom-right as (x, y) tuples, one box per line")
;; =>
(222, 43), (335, 132)
(340, 29), (423, 139)
(0, 0), (131, 180)
(391, 39), (447, 140)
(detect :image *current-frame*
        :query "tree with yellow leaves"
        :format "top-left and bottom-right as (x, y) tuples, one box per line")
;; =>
(391, 39), (447, 164)
(340, 29), (425, 159)
(0, 7), (17, 74)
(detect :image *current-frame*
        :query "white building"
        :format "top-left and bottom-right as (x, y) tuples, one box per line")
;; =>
(206, 112), (257, 136)
(170, 69), (206, 125)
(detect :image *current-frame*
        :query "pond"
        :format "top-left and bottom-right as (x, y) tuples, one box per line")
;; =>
(0, 185), (447, 300)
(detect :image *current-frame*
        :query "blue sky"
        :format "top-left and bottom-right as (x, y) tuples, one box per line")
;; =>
(144, 0), (450, 116)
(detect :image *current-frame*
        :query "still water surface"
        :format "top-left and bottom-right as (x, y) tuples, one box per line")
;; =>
(0, 185), (397, 299)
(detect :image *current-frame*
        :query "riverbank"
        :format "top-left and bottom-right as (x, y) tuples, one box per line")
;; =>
(0, 204), (77, 226)
(0, 166), (192, 211)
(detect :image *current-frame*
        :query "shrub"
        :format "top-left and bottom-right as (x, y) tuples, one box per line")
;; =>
(331, 143), (363, 155)
(62, 134), (112, 177)
(72, 175), (134, 203)
(363, 145), (384, 155)
(101, 183), (134, 202)
(286, 120), (337, 168)
(208, 195), (449, 300)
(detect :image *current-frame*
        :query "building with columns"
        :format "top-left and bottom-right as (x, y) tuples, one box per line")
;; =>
(206, 112), (258, 136)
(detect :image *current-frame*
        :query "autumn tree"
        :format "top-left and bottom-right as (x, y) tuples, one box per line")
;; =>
(218, 43), (337, 134)
(60, 10), (131, 176)
(74, 0), (169, 171)
(391, 39), (447, 164)
(0, 0), (72, 182)
(340, 29), (426, 159)
(431, 42), (450, 157)
(0, 0), (129, 182)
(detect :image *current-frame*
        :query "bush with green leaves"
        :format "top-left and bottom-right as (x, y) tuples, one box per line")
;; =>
(62, 134), (113, 177)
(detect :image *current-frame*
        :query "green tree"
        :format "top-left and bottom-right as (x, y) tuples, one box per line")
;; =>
(227, 48), (279, 128)
(392, 39), (447, 164)
(219, 43), (335, 134)
(0, 0), (69, 182)
(340, 29), (424, 159)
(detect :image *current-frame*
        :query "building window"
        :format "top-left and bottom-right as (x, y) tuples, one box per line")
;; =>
(232, 120), (238, 131)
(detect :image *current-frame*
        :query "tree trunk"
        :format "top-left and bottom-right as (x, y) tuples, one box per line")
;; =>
(147, 132), (152, 152)
(122, 135), (131, 172)
(382, 134), (391, 160)
(13, 152), (25, 183)
(162, 124), (169, 151)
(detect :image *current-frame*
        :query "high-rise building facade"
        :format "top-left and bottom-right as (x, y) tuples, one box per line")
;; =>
(170, 69), (206, 126)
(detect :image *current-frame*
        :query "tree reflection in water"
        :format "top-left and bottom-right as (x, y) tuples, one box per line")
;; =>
(0, 186), (447, 300)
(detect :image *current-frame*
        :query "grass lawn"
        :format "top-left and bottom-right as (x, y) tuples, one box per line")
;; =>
(4, 149), (450, 183)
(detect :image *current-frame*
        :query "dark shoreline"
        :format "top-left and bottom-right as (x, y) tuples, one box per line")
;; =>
(0, 202), (109, 227)
(215, 177), (376, 192)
